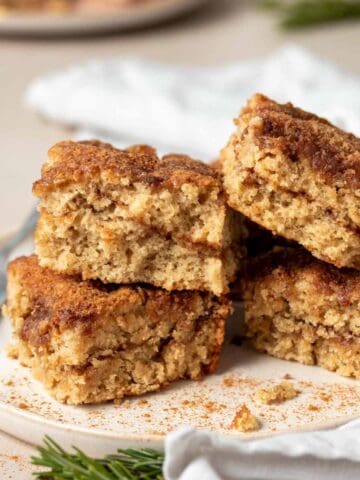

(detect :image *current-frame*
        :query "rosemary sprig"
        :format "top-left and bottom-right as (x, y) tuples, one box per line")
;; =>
(31, 436), (165, 480)
(261, 0), (360, 29)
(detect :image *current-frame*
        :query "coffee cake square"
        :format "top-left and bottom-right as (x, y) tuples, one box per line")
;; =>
(33, 141), (245, 295)
(4, 255), (231, 404)
(241, 248), (360, 379)
(221, 94), (360, 269)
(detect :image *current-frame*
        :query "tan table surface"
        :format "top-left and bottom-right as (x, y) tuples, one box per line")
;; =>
(0, 1), (359, 476)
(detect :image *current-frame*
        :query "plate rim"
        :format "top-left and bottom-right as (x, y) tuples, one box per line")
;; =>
(0, 0), (208, 33)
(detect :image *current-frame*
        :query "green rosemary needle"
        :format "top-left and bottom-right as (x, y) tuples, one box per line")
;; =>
(261, 0), (360, 29)
(31, 436), (165, 480)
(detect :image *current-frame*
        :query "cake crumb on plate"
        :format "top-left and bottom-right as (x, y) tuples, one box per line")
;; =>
(256, 382), (299, 405)
(230, 404), (260, 432)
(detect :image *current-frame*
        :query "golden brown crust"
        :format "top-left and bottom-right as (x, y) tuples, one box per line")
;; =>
(33, 140), (221, 196)
(239, 94), (360, 188)
(244, 248), (360, 306)
(8, 255), (231, 346)
(8, 255), (140, 322)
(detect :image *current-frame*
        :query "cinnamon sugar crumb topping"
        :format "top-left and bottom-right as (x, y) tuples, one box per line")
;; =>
(33, 140), (221, 195)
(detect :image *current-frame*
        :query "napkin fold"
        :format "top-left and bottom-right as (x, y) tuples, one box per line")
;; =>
(164, 422), (360, 480)
(25, 46), (360, 480)
(26, 45), (360, 161)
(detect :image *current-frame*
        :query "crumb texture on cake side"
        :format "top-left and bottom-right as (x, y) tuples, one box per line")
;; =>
(5, 255), (231, 404)
(242, 248), (360, 379)
(221, 93), (360, 269)
(33, 141), (245, 295)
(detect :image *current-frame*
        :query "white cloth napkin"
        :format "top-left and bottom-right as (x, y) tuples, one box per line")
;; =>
(25, 46), (360, 479)
(164, 421), (360, 480)
(26, 45), (360, 162)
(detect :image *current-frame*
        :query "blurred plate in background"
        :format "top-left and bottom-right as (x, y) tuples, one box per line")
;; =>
(0, 0), (208, 35)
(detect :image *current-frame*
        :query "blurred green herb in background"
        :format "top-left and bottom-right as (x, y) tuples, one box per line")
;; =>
(32, 436), (164, 480)
(261, 0), (360, 29)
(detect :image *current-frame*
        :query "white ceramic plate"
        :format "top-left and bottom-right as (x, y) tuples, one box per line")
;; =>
(2, 316), (360, 455)
(0, 0), (207, 35)
(1, 238), (360, 454)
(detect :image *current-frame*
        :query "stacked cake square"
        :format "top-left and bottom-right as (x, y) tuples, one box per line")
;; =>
(221, 93), (360, 379)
